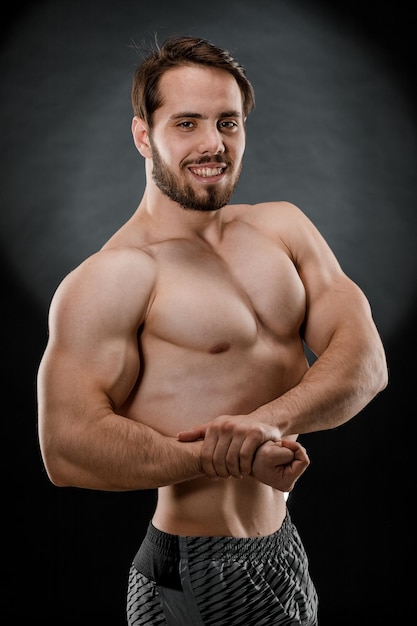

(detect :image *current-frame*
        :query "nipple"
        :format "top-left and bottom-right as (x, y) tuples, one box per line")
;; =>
(209, 342), (230, 354)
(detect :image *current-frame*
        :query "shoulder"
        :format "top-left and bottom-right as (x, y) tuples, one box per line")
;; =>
(227, 201), (341, 270)
(227, 201), (307, 225)
(49, 246), (157, 327)
(57, 246), (156, 295)
(226, 201), (315, 241)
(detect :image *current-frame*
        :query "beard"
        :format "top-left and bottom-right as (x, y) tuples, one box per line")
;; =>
(149, 138), (242, 212)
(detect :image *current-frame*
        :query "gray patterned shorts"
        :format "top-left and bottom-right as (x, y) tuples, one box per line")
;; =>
(127, 511), (318, 625)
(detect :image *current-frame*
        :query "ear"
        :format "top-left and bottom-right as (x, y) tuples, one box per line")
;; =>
(131, 116), (152, 158)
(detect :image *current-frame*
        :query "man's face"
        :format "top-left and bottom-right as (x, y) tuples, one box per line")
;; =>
(148, 65), (246, 212)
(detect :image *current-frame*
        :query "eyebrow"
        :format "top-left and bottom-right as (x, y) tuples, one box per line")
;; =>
(169, 111), (242, 120)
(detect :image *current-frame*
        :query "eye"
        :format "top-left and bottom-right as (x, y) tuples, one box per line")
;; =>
(218, 120), (238, 130)
(177, 121), (195, 129)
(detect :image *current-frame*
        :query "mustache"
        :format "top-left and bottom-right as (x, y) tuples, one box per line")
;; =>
(182, 155), (232, 167)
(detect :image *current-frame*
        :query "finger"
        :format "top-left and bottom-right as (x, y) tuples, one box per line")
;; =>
(279, 439), (299, 451)
(177, 424), (208, 441)
(272, 444), (295, 465)
(223, 435), (246, 478)
(239, 430), (280, 475)
(281, 439), (310, 466)
(202, 419), (237, 478)
(257, 441), (294, 468)
(211, 435), (237, 478)
(200, 427), (231, 478)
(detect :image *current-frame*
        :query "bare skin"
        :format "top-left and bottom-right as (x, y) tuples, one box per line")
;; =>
(37, 65), (388, 538)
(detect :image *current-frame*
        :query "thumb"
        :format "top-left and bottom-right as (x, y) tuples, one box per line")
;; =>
(177, 424), (208, 441)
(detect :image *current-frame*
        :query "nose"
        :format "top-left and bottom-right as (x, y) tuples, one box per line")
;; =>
(197, 124), (225, 155)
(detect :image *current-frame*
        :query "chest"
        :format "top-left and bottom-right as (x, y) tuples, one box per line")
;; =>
(144, 229), (306, 351)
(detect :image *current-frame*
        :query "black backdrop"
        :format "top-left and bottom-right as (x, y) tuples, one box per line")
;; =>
(2, 1), (415, 623)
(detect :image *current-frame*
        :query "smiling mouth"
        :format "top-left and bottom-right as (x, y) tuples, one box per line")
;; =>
(189, 166), (225, 178)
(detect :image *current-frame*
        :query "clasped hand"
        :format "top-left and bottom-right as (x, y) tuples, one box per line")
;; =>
(177, 415), (309, 492)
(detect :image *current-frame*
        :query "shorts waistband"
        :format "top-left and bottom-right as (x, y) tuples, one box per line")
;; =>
(141, 510), (292, 562)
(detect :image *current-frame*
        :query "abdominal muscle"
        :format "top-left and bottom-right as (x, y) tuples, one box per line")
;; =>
(153, 475), (288, 538)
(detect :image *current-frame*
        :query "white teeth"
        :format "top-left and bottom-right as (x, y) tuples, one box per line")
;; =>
(190, 167), (223, 177)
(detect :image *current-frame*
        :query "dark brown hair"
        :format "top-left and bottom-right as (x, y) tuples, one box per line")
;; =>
(131, 35), (255, 127)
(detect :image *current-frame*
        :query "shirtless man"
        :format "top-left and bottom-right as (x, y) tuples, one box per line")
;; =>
(37, 36), (388, 625)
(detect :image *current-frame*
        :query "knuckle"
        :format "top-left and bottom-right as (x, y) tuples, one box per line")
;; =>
(219, 419), (235, 434)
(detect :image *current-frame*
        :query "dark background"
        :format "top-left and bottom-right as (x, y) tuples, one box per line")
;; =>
(2, 1), (415, 623)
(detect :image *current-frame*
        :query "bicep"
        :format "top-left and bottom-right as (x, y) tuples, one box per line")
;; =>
(284, 206), (375, 356)
(302, 274), (374, 357)
(38, 249), (155, 428)
(38, 310), (140, 455)
(39, 326), (140, 418)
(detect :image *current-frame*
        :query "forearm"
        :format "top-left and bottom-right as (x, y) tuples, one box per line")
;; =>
(40, 412), (204, 491)
(253, 330), (388, 436)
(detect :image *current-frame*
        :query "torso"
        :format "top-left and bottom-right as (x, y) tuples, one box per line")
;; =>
(105, 202), (309, 537)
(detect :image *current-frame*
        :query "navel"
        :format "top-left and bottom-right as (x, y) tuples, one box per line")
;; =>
(209, 342), (231, 354)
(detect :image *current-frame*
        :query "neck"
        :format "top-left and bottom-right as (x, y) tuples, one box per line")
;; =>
(135, 185), (226, 244)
